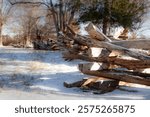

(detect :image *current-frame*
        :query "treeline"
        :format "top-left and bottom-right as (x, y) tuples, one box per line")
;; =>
(0, 0), (149, 47)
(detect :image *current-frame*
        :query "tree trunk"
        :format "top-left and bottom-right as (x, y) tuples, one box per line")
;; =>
(0, 30), (2, 46)
(102, 17), (109, 35)
(102, 0), (111, 35)
(59, 0), (63, 31)
(68, 9), (75, 25)
(50, 0), (59, 37)
(0, 23), (3, 46)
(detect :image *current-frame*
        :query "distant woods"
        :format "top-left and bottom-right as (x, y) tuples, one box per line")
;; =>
(0, 0), (12, 46)
(0, 0), (149, 47)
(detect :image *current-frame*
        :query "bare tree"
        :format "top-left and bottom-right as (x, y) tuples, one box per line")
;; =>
(9, 0), (80, 37)
(0, 0), (12, 46)
(13, 5), (43, 47)
(32, 13), (55, 41)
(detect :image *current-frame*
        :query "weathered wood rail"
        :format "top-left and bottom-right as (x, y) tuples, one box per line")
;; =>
(61, 23), (150, 93)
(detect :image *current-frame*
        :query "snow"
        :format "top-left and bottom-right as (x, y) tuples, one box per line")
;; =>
(79, 23), (89, 36)
(113, 27), (124, 39)
(0, 46), (150, 100)
(91, 47), (102, 57)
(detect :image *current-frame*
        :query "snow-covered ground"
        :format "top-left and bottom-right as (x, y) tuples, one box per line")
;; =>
(0, 46), (150, 100)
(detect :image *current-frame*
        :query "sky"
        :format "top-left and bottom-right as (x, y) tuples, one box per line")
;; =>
(138, 12), (150, 37)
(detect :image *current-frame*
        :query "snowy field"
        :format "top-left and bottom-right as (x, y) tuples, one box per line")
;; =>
(0, 46), (150, 100)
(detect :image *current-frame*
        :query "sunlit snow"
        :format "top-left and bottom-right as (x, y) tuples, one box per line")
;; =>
(0, 46), (150, 100)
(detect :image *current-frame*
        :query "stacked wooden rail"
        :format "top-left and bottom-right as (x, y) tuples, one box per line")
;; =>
(62, 23), (150, 94)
